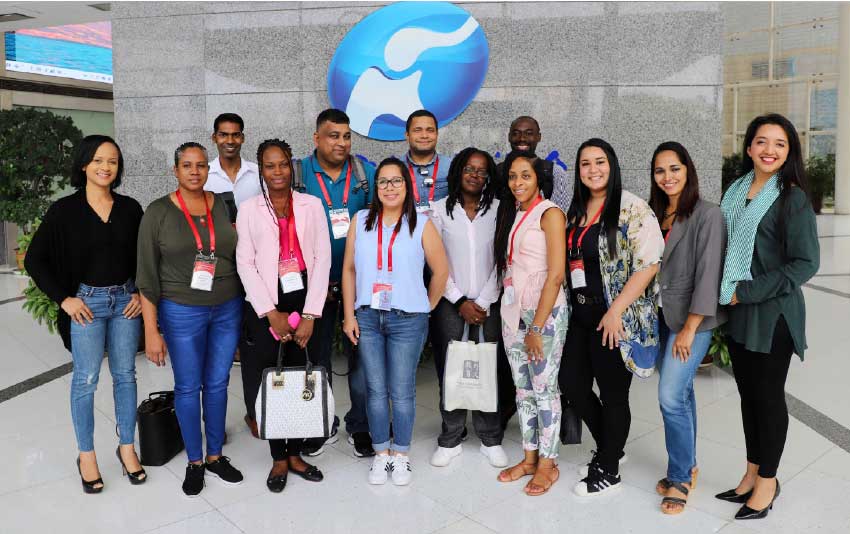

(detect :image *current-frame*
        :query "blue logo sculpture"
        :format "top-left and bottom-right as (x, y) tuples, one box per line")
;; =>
(327, 2), (489, 141)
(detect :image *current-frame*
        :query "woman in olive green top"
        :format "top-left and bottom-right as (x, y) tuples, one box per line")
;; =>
(136, 142), (245, 498)
(716, 114), (819, 521)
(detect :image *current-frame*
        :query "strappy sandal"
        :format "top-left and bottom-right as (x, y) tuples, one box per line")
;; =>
(525, 465), (559, 496)
(656, 467), (699, 495)
(661, 480), (690, 515)
(497, 462), (536, 482)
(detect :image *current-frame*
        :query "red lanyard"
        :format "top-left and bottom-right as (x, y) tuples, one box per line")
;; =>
(176, 190), (215, 255)
(567, 204), (605, 251)
(407, 156), (439, 204)
(664, 223), (673, 244)
(508, 195), (543, 266)
(278, 197), (297, 259)
(315, 161), (352, 208)
(376, 211), (401, 272)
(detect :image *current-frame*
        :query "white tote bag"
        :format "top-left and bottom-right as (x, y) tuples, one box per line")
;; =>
(443, 324), (498, 412)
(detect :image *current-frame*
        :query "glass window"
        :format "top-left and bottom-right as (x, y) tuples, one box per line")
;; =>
(810, 133), (836, 156)
(724, 31), (770, 83)
(811, 79), (838, 131)
(736, 83), (808, 130)
(723, 2), (771, 34)
(774, 20), (839, 78)
(775, 2), (840, 26)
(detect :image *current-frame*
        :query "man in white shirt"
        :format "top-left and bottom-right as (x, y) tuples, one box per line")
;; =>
(204, 113), (260, 219)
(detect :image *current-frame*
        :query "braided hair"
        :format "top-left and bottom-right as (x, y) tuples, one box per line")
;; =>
(256, 138), (294, 225)
(445, 147), (497, 220)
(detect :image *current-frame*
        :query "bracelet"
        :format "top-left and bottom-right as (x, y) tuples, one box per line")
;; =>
(302, 313), (316, 321)
(528, 324), (544, 337)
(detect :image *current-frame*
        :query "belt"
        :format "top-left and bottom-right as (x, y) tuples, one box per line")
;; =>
(574, 293), (605, 305)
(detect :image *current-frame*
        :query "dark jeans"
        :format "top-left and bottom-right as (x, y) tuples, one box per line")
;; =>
(560, 301), (633, 475)
(430, 298), (503, 448)
(728, 317), (794, 478)
(240, 277), (317, 461)
(314, 296), (370, 435)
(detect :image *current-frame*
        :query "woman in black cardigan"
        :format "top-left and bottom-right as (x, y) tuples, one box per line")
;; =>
(25, 135), (146, 494)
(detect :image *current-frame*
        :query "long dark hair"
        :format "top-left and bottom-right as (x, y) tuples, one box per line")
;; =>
(445, 147), (497, 219)
(739, 113), (809, 250)
(648, 141), (700, 223)
(364, 157), (418, 236)
(494, 150), (544, 274)
(256, 138), (294, 226)
(566, 138), (622, 258)
(70, 135), (124, 189)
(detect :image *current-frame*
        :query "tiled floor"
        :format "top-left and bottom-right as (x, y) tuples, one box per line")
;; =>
(2, 216), (850, 533)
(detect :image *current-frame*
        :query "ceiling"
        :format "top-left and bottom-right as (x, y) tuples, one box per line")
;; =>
(0, 2), (111, 32)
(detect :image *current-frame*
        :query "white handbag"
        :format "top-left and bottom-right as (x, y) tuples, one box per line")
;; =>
(255, 343), (335, 440)
(443, 323), (498, 412)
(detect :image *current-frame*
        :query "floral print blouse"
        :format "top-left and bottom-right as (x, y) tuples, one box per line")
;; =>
(596, 190), (664, 378)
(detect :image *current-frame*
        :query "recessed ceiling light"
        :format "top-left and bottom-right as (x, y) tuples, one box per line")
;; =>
(0, 13), (34, 22)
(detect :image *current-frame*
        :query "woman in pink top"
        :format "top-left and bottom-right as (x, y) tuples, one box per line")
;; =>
(494, 151), (568, 496)
(235, 139), (331, 494)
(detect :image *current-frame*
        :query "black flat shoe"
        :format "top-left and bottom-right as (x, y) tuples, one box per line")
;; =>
(76, 457), (104, 494)
(290, 463), (323, 482)
(266, 470), (288, 493)
(116, 447), (147, 485)
(715, 487), (753, 503)
(735, 480), (780, 520)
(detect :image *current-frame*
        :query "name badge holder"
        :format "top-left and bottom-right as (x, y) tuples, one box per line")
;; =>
(176, 189), (217, 292)
(371, 212), (400, 311)
(278, 207), (305, 294)
(503, 195), (543, 306)
(315, 164), (353, 240)
(567, 204), (604, 291)
(408, 157), (439, 215)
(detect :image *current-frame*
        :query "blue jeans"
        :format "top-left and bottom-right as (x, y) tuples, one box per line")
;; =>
(158, 296), (242, 462)
(355, 307), (428, 453)
(70, 281), (141, 452)
(657, 318), (713, 482)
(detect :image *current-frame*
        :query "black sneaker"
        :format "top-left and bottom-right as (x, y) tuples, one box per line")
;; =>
(205, 456), (243, 485)
(182, 463), (205, 497)
(348, 432), (376, 458)
(578, 450), (627, 477)
(574, 464), (621, 497)
(303, 426), (339, 457)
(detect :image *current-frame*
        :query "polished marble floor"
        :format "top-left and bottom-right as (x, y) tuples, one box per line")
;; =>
(2, 216), (850, 534)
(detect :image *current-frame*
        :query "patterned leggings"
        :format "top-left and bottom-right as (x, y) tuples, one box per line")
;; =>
(502, 304), (569, 458)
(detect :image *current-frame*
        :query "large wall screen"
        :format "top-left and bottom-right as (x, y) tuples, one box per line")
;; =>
(4, 21), (112, 84)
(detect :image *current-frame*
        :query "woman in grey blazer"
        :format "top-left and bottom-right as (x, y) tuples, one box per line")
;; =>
(648, 142), (727, 515)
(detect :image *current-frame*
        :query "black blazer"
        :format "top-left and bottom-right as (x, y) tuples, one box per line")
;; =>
(24, 189), (143, 351)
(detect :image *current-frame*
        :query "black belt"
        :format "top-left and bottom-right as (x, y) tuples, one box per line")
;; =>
(573, 293), (605, 305)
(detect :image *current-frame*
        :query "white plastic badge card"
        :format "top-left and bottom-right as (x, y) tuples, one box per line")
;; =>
(278, 259), (304, 294)
(329, 208), (351, 239)
(190, 255), (217, 291)
(569, 259), (587, 289)
(371, 282), (393, 311)
(503, 277), (515, 306)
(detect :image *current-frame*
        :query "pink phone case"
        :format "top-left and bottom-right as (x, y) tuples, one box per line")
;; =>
(268, 311), (301, 341)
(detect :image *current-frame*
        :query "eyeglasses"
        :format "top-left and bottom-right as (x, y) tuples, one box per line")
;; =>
(377, 177), (405, 190)
(462, 166), (488, 178)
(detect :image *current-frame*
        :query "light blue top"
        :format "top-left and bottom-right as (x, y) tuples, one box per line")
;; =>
(354, 210), (429, 313)
(399, 151), (450, 210)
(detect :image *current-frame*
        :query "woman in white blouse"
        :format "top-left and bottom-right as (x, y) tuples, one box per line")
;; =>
(428, 147), (507, 469)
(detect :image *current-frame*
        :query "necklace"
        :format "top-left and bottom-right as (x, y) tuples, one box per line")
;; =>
(663, 210), (677, 219)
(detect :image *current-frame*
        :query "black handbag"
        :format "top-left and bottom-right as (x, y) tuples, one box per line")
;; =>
(560, 402), (583, 445)
(137, 391), (184, 466)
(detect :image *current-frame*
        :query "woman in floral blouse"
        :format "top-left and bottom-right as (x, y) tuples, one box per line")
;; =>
(559, 138), (664, 497)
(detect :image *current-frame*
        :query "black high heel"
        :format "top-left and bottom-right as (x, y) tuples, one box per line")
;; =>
(76, 457), (104, 494)
(715, 487), (753, 503)
(116, 447), (147, 485)
(735, 480), (780, 520)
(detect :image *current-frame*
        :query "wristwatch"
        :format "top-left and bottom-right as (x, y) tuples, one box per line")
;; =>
(529, 324), (544, 336)
(302, 314), (316, 321)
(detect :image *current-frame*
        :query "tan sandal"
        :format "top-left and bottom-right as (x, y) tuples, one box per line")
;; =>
(661, 480), (691, 515)
(525, 465), (559, 496)
(497, 461), (536, 482)
(656, 467), (699, 495)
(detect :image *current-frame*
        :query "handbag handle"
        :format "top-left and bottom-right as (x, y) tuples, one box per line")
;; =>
(461, 322), (486, 344)
(147, 390), (174, 400)
(272, 337), (317, 401)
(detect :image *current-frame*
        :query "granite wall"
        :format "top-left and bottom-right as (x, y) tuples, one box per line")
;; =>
(112, 1), (723, 207)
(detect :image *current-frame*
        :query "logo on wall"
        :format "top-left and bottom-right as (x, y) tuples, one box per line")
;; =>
(327, 1), (489, 141)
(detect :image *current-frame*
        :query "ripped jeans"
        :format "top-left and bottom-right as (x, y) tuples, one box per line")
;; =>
(70, 282), (140, 452)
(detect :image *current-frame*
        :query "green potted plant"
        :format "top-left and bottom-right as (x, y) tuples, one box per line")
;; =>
(0, 107), (82, 267)
(707, 327), (731, 367)
(806, 153), (835, 214)
(15, 219), (59, 333)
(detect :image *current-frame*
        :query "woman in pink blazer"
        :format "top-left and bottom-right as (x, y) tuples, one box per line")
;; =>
(235, 138), (331, 494)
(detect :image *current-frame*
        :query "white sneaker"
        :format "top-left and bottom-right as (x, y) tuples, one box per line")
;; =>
(430, 444), (463, 467)
(391, 455), (412, 486)
(479, 444), (509, 467)
(578, 450), (628, 477)
(368, 454), (391, 485)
